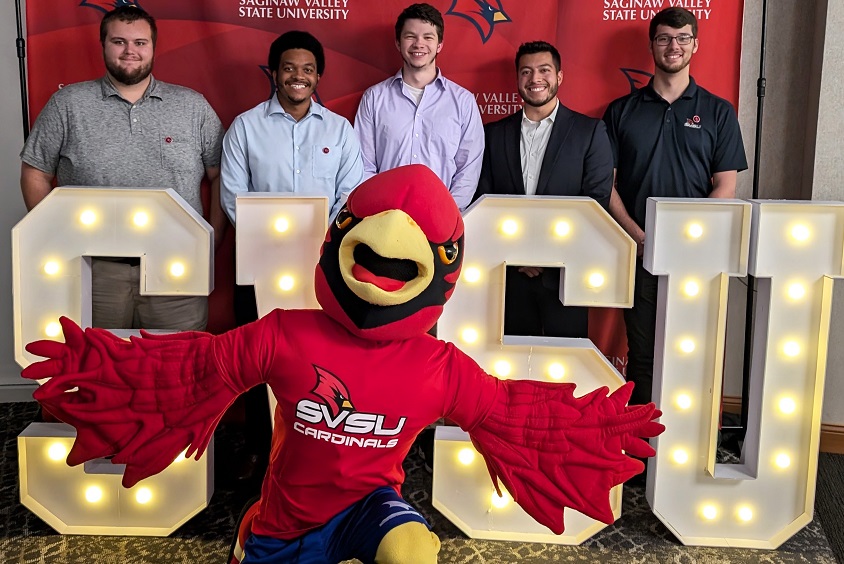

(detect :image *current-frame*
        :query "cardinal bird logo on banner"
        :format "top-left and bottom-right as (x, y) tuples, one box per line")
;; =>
(446, 0), (511, 43)
(80, 0), (142, 13)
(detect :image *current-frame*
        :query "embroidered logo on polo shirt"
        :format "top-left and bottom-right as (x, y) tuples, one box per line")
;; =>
(684, 115), (702, 129)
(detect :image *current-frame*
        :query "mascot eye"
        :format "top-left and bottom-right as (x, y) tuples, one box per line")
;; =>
(437, 242), (459, 265)
(335, 209), (353, 230)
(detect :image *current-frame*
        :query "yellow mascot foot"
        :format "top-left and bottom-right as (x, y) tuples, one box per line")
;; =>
(374, 521), (441, 563)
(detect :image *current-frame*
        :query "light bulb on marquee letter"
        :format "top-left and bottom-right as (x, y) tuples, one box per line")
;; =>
(645, 198), (844, 548)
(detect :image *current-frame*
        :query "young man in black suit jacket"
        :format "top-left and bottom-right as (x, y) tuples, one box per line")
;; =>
(474, 40), (614, 338)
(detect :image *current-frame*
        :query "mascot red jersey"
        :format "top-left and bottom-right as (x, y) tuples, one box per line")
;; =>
(23, 165), (664, 563)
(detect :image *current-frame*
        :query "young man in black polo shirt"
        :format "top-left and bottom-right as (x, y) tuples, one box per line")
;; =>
(602, 7), (747, 407)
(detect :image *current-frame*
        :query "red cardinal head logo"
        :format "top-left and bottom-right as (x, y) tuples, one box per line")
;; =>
(446, 0), (511, 43)
(311, 366), (354, 419)
(81, 0), (142, 14)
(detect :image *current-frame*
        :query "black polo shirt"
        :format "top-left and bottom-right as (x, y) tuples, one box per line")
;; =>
(602, 77), (748, 228)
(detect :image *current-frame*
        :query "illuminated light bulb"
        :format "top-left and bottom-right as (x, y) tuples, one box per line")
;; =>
(548, 363), (566, 381)
(775, 453), (791, 469)
(587, 272), (605, 289)
(673, 449), (689, 464)
(701, 505), (718, 520)
(553, 221), (571, 237)
(47, 442), (68, 461)
(278, 275), (295, 292)
(737, 506), (753, 522)
(686, 223), (704, 239)
(790, 224), (810, 242)
(491, 489), (511, 509)
(135, 487), (153, 505)
(274, 217), (290, 233)
(45, 322), (62, 338)
(676, 394), (692, 410)
(79, 210), (97, 226)
(493, 360), (511, 378)
(782, 340), (800, 357)
(85, 486), (103, 503)
(683, 280), (700, 297)
(779, 397), (797, 415)
(169, 262), (186, 277)
(172, 449), (188, 464)
(500, 219), (518, 236)
(461, 328), (479, 344)
(43, 261), (60, 276)
(132, 211), (149, 227)
(463, 267), (481, 283)
(457, 448), (475, 466)
(787, 283), (806, 300)
(679, 339), (696, 354)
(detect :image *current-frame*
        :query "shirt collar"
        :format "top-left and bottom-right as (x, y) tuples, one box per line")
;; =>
(643, 76), (698, 102)
(266, 94), (325, 120)
(99, 74), (161, 101)
(521, 99), (559, 125)
(391, 68), (446, 90)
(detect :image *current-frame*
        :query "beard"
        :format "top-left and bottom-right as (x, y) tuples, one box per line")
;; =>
(520, 82), (558, 108)
(106, 58), (153, 86)
(654, 53), (691, 75)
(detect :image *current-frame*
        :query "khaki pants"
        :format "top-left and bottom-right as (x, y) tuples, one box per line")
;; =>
(91, 258), (207, 331)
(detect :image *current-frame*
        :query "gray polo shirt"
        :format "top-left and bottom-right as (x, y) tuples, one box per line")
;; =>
(21, 75), (223, 214)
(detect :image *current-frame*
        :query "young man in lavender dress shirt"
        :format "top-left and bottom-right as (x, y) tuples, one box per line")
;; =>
(354, 3), (484, 211)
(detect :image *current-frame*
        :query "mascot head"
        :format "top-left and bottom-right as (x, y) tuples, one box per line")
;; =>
(315, 165), (464, 340)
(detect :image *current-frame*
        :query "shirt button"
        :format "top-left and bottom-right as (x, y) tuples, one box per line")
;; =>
(295, 169), (300, 174)
(413, 154), (417, 159)
(132, 118), (137, 123)
(295, 146), (300, 151)
(415, 133), (419, 137)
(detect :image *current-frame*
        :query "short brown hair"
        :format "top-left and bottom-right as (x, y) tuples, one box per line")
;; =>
(100, 6), (158, 47)
(395, 3), (444, 43)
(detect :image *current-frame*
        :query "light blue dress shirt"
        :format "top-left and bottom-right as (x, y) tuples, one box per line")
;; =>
(221, 96), (363, 224)
(354, 70), (484, 211)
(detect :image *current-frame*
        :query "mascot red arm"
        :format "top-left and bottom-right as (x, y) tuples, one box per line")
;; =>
(23, 165), (663, 562)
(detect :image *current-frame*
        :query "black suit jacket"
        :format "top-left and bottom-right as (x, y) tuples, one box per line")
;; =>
(474, 103), (613, 208)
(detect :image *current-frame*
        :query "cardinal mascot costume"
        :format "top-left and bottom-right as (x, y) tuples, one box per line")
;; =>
(23, 165), (663, 563)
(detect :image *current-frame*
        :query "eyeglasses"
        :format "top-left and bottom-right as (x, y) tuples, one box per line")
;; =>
(653, 34), (695, 46)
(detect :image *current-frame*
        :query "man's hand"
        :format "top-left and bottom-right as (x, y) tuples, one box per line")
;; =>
(518, 266), (544, 278)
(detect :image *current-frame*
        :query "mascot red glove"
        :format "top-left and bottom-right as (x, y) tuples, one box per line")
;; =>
(24, 165), (664, 564)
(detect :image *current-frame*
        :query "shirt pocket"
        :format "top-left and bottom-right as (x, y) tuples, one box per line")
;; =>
(423, 117), (460, 158)
(312, 145), (341, 180)
(160, 135), (197, 170)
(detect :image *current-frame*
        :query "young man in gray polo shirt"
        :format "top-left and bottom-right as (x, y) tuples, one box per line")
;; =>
(20, 6), (225, 332)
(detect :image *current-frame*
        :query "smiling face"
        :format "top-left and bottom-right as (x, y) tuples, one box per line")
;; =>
(102, 19), (154, 86)
(396, 18), (443, 72)
(517, 51), (562, 109)
(650, 23), (698, 75)
(273, 48), (319, 111)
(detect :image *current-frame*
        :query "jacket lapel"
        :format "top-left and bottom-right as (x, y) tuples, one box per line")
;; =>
(536, 105), (574, 196)
(504, 113), (526, 194)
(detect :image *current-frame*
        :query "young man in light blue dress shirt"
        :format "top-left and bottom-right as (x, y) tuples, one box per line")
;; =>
(220, 31), (363, 482)
(221, 31), (363, 224)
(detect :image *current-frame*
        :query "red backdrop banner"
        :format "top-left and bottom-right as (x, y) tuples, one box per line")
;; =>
(25, 0), (745, 372)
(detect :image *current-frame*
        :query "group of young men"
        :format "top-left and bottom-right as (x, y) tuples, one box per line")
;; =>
(19, 3), (746, 473)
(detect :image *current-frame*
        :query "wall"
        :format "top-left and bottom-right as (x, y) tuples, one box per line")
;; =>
(0, 1), (33, 401)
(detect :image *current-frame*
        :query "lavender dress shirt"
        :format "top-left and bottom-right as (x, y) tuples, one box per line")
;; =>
(354, 70), (484, 211)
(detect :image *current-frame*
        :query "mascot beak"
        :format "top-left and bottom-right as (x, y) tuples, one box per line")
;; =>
(338, 209), (434, 307)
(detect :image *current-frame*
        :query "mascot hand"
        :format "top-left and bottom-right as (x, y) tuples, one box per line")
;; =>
(23, 316), (230, 487)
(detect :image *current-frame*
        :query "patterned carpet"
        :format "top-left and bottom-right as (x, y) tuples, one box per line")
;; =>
(0, 402), (838, 563)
